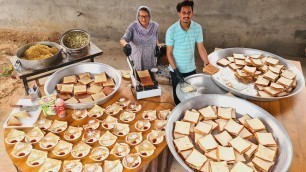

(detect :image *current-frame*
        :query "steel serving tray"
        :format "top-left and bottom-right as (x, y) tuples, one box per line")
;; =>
(166, 94), (292, 172)
(209, 48), (305, 101)
(176, 73), (227, 102)
(44, 62), (121, 109)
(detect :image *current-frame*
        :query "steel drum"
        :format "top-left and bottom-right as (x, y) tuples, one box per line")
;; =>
(209, 48), (305, 101)
(166, 94), (292, 172)
(44, 62), (121, 109)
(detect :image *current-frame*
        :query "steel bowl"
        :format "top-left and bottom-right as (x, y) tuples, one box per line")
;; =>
(44, 62), (121, 109)
(16, 41), (63, 70)
(209, 48), (305, 101)
(60, 29), (90, 57)
(176, 73), (227, 102)
(166, 94), (292, 172)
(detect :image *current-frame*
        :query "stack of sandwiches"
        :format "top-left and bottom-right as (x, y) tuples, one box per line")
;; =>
(216, 53), (298, 97)
(56, 72), (116, 104)
(172, 105), (278, 172)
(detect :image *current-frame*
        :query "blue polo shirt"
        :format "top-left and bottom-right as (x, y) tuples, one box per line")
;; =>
(166, 20), (204, 73)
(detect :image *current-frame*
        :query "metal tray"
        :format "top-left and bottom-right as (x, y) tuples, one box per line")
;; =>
(44, 62), (121, 109)
(209, 48), (305, 101)
(166, 94), (292, 172)
(176, 73), (227, 102)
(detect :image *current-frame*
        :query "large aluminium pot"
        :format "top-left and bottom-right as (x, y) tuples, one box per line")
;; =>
(60, 29), (90, 57)
(16, 41), (63, 70)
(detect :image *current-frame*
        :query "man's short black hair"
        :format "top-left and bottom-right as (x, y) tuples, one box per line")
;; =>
(176, 0), (194, 12)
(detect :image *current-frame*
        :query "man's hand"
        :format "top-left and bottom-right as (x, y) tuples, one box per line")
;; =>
(123, 44), (132, 56)
(174, 68), (184, 83)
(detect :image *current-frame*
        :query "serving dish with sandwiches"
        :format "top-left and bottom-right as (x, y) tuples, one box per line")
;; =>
(166, 94), (292, 172)
(44, 62), (122, 109)
(209, 48), (305, 101)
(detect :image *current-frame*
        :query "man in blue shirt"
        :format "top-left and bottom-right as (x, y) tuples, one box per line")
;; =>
(166, 1), (210, 105)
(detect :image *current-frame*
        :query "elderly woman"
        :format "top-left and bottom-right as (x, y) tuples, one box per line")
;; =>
(120, 6), (159, 71)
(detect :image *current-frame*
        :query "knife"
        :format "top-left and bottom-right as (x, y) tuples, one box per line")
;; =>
(10, 104), (40, 111)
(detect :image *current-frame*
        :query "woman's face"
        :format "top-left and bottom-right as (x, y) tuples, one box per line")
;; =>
(138, 10), (150, 28)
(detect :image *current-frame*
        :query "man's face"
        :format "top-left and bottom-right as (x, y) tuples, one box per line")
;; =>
(178, 6), (193, 23)
(138, 10), (150, 27)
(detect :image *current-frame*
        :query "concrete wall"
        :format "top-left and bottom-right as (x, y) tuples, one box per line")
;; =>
(1, 0), (305, 56)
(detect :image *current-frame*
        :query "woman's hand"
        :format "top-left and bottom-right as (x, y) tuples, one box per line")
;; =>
(123, 44), (132, 56)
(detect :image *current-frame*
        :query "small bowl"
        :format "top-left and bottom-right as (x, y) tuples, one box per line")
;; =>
(125, 132), (143, 146)
(142, 110), (157, 121)
(135, 120), (151, 132)
(11, 142), (33, 158)
(64, 126), (83, 141)
(147, 130), (165, 145)
(115, 97), (131, 107)
(89, 146), (109, 161)
(110, 143), (130, 158)
(126, 103), (142, 113)
(26, 149), (48, 167)
(72, 109), (88, 120)
(122, 154), (142, 169)
(119, 111), (136, 123)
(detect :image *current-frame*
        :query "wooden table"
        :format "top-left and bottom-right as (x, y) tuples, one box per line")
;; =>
(249, 60), (306, 171)
(4, 79), (174, 172)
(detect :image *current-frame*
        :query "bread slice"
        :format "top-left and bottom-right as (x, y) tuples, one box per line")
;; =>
(242, 66), (257, 75)
(233, 53), (245, 60)
(227, 56), (235, 62)
(252, 157), (275, 172)
(74, 85), (87, 95)
(173, 136), (194, 152)
(254, 84), (265, 91)
(194, 122), (213, 135)
(87, 83), (102, 95)
(183, 110), (200, 123)
(91, 92), (106, 101)
(258, 65), (269, 73)
(231, 161), (253, 172)
(203, 120), (219, 130)
(63, 75), (77, 84)
(200, 160), (211, 172)
(238, 127), (253, 139)
(194, 132), (205, 143)
(217, 107), (232, 120)
(216, 145), (235, 163)
(78, 72), (91, 79)
(268, 66), (282, 74)
(78, 76), (93, 85)
(214, 130), (233, 146)
(229, 136), (251, 154)
(199, 106), (217, 120)
(281, 70), (296, 80)
(180, 149), (193, 160)
(257, 90), (272, 98)
(210, 161), (229, 172)
(78, 96), (93, 103)
(174, 121), (191, 135)
(255, 132), (277, 146)
(12, 110), (30, 118)
(235, 59), (246, 66)
(250, 54), (263, 59)
(245, 57), (253, 66)
(60, 84), (74, 93)
(7, 116), (22, 126)
(270, 82), (284, 91)
(245, 118), (266, 132)
(250, 58), (263, 66)
(203, 64), (219, 75)
(238, 114), (252, 125)
(215, 119), (229, 132)
(65, 97), (79, 104)
(94, 72), (107, 83)
(265, 57), (279, 66)
(263, 70), (279, 81)
(244, 141), (258, 158)
(185, 149), (208, 170)
(255, 144), (276, 162)
(234, 150), (246, 162)
(229, 63), (243, 71)
(173, 133), (186, 139)
(198, 134), (218, 152)
(103, 78), (116, 87)
(277, 77), (293, 87)
(263, 86), (281, 96)
(224, 119), (244, 136)
(217, 59), (231, 67)
(205, 149), (218, 161)
(255, 75), (270, 86)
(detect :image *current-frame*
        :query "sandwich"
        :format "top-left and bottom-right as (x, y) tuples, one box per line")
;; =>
(99, 131), (118, 146)
(203, 64), (219, 75)
(91, 92), (106, 101)
(238, 114), (252, 125)
(276, 76), (293, 87)
(103, 160), (123, 172)
(244, 141), (258, 158)
(63, 160), (83, 172)
(252, 157), (275, 172)
(38, 158), (62, 172)
(255, 75), (270, 86)
(235, 59), (246, 66)
(120, 111), (136, 123)
(255, 132), (277, 147)
(71, 141), (92, 158)
(229, 63), (243, 71)
(258, 65), (269, 73)
(224, 119), (244, 136)
(63, 75), (77, 84)
(268, 66), (282, 74)
(60, 84), (74, 93)
(174, 121), (191, 135)
(12, 110), (30, 118)
(26, 149), (48, 167)
(257, 90), (272, 98)
(78, 76), (93, 85)
(112, 123), (130, 136)
(254, 144), (277, 162)
(238, 127), (253, 139)
(180, 149), (193, 160)
(78, 72), (91, 79)
(87, 83), (102, 95)
(245, 57), (253, 66)
(202, 120), (219, 130)
(88, 104), (105, 118)
(5, 129), (25, 144)
(197, 134), (218, 152)
(183, 110), (200, 123)
(227, 56), (235, 62)
(78, 95), (93, 103)
(255, 84), (265, 91)
(215, 118), (229, 132)
(245, 118), (266, 132)
(250, 54), (263, 59)
(214, 130), (233, 146)
(74, 85), (87, 95)
(205, 149), (218, 161)
(48, 120), (68, 133)
(281, 70), (296, 80)
(64, 126), (83, 140)
(185, 149), (208, 170)
(216, 145), (235, 163)
(89, 147), (109, 161)
(11, 142), (33, 158)
(263, 86), (282, 96)
(250, 58), (263, 66)
(199, 106), (217, 120)
(265, 57), (279, 66)
(210, 161), (229, 172)
(65, 96), (79, 103)
(102, 86), (115, 96)
(57, 93), (71, 100)
(102, 115), (118, 130)
(7, 116), (22, 126)
(83, 118), (101, 130)
(142, 110), (157, 121)
(270, 82), (284, 91)
(242, 66), (257, 75)
(94, 72), (107, 84)
(52, 140), (73, 156)
(122, 153), (142, 169)
(229, 136), (251, 154)
(173, 136), (194, 152)
(217, 107), (233, 120)
(234, 150), (246, 162)
(263, 70), (279, 81)
(217, 58), (231, 67)
(233, 53), (246, 60)
(194, 122), (213, 135)
(230, 161), (253, 172)
(103, 78), (115, 87)
(126, 132), (143, 145)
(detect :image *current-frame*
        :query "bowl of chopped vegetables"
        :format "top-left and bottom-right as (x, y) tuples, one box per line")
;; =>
(60, 29), (90, 57)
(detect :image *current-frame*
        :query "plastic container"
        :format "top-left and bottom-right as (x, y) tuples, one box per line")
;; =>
(39, 95), (57, 116)
(55, 98), (66, 118)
